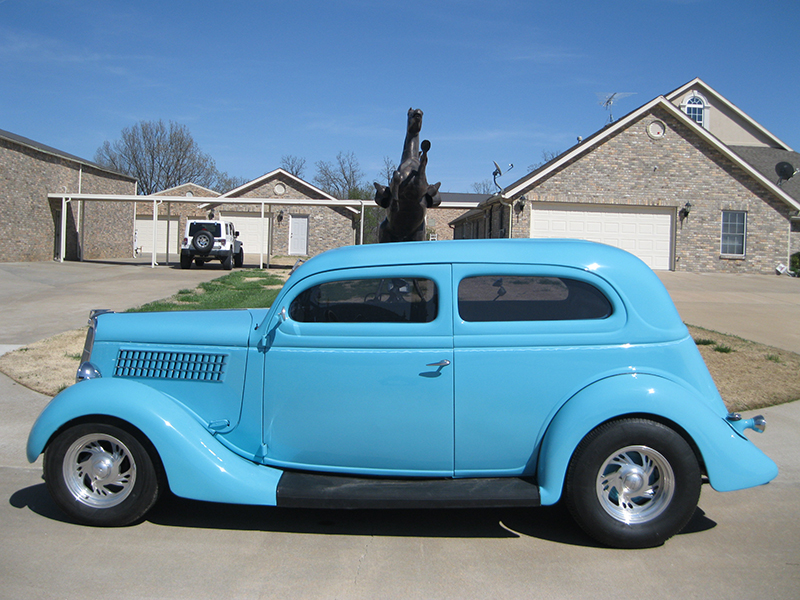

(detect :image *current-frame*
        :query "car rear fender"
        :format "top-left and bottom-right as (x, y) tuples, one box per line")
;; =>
(536, 373), (778, 505)
(27, 378), (283, 506)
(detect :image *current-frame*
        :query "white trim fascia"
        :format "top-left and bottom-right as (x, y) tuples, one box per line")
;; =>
(154, 183), (220, 197)
(219, 168), (339, 202)
(501, 96), (667, 199)
(665, 77), (793, 152)
(46, 193), (372, 208)
(501, 96), (800, 214)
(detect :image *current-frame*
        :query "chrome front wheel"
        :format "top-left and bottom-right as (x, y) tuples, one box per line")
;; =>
(62, 432), (137, 509)
(45, 423), (162, 526)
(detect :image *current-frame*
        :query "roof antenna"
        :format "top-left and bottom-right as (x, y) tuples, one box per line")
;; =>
(492, 161), (513, 192)
(596, 92), (636, 124)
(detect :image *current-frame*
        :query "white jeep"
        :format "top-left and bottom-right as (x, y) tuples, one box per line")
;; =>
(180, 220), (243, 270)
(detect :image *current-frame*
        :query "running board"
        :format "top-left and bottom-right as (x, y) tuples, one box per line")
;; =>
(276, 472), (541, 509)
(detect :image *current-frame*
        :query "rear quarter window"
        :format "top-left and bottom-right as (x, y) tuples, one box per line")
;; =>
(458, 275), (612, 322)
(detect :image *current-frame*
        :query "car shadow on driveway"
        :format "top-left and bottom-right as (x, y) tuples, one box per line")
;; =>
(10, 484), (716, 546)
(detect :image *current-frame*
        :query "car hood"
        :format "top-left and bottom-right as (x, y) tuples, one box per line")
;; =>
(94, 309), (258, 348)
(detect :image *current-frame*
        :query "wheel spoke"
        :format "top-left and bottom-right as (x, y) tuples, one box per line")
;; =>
(595, 445), (674, 524)
(63, 433), (137, 508)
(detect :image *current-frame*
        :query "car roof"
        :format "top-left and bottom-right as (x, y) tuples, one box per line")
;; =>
(295, 239), (635, 274)
(287, 239), (686, 339)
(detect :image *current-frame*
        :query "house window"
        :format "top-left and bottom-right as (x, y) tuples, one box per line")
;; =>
(721, 211), (746, 256)
(681, 93), (709, 129)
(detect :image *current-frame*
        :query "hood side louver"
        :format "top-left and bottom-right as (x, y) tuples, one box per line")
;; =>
(114, 350), (227, 382)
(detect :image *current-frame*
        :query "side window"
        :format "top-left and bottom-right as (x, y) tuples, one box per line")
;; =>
(458, 276), (612, 322)
(289, 278), (438, 323)
(720, 210), (746, 256)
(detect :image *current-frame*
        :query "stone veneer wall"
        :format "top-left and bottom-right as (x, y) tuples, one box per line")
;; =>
(505, 106), (794, 273)
(0, 138), (135, 262)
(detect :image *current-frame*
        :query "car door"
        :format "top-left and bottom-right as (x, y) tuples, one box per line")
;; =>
(452, 264), (626, 477)
(262, 265), (454, 476)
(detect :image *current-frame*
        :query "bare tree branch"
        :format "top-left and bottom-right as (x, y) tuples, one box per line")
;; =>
(280, 155), (307, 179)
(313, 151), (369, 199)
(94, 120), (233, 195)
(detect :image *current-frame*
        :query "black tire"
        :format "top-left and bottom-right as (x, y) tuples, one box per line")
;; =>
(44, 423), (162, 527)
(565, 418), (701, 549)
(180, 254), (192, 269)
(234, 248), (244, 268)
(222, 250), (233, 270)
(191, 230), (214, 255)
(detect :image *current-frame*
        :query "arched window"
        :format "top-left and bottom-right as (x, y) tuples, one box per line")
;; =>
(681, 92), (709, 129)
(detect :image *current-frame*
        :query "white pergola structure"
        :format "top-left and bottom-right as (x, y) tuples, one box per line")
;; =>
(47, 193), (373, 268)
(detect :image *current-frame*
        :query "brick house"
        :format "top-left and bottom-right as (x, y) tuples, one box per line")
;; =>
(145, 173), (483, 263)
(139, 170), (360, 263)
(451, 79), (800, 273)
(0, 129), (137, 262)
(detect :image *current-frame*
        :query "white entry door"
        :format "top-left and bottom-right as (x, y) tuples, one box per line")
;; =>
(288, 215), (309, 255)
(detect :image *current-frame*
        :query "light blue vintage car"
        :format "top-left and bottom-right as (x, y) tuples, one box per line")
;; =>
(27, 239), (777, 548)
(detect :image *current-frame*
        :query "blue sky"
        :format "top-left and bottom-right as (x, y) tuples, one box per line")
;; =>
(2, 0), (798, 193)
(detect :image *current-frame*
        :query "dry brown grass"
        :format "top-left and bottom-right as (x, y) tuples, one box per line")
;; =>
(687, 325), (800, 412)
(1, 324), (797, 411)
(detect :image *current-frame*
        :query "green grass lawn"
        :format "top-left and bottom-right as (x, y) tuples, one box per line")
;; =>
(129, 270), (286, 312)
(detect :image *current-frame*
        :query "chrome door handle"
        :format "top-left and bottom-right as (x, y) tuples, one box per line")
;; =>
(426, 360), (451, 367)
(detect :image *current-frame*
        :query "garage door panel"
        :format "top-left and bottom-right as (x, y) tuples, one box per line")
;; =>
(531, 206), (673, 270)
(135, 217), (178, 254)
(220, 212), (270, 255)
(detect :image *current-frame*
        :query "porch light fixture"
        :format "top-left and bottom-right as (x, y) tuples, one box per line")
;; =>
(679, 201), (693, 223)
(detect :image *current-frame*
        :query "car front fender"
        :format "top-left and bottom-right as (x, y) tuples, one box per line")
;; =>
(27, 378), (283, 506)
(536, 374), (778, 505)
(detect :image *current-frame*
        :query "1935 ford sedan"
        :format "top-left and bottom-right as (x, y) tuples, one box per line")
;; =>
(27, 239), (777, 548)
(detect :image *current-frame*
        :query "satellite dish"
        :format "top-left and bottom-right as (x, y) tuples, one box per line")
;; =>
(776, 161), (796, 186)
(491, 162), (513, 192)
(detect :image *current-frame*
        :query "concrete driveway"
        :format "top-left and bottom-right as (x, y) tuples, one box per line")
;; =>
(0, 259), (232, 353)
(658, 271), (800, 353)
(0, 260), (798, 599)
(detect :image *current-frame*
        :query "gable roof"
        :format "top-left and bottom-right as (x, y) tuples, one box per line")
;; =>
(497, 91), (800, 214)
(155, 182), (221, 197)
(220, 168), (338, 201)
(0, 128), (136, 181)
(665, 78), (793, 152)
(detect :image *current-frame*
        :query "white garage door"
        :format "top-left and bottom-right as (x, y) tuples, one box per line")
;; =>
(531, 205), (673, 270)
(220, 212), (270, 256)
(135, 216), (179, 255)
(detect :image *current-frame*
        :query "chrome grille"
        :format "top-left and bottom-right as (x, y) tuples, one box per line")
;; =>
(114, 350), (226, 382)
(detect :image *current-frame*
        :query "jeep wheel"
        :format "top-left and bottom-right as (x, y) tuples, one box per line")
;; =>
(180, 254), (192, 269)
(192, 230), (214, 255)
(44, 423), (162, 526)
(222, 250), (233, 270)
(234, 248), (244, 268)
(565, 418), (701, 549)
